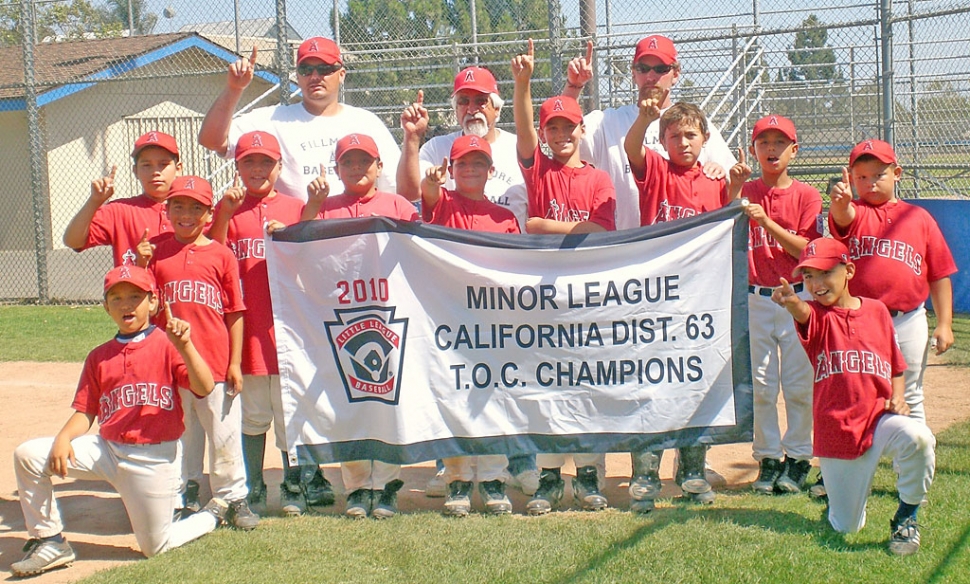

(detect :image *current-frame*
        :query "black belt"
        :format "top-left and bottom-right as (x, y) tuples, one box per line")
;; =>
(889, 308), (917, 318)
(749, 282), (802, 296)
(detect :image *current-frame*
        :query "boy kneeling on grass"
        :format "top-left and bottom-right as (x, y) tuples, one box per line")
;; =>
(772, 237), (935, 556)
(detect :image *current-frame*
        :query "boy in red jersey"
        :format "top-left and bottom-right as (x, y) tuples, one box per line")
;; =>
(511, 39), (615, 234)
(625, 100), (733, 226)
(64, 131), (182, 266)
(303, 133), (416, 519)
(422, 134), (518, 516)
(773, 237), (934, 556)
(12, 266), (220, 577)
(828, 139), (956, 423)
(141, 176), (255, 529)
(208, 131), (334, 517)
(730, 115), (822, 496)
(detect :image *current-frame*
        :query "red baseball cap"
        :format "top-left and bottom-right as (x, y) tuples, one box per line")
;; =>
(103, 265), (157, 295)
(849, 139), (897, 166)
(452, 66), (499, 96)
(235, 131), (281, 161)
(297, 37), (342, 66)
(335, 133), (380, 161)
(131, 131), (179, 159)
(751, 115), (797, 143)
(793, 238), (851, 276)
(538, 95), (584, 128)
(450, 134), (492, 163)
(167, 175), (213, 207)
(633, 35), (678, 66)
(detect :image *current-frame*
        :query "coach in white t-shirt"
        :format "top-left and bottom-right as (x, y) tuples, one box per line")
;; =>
(397, 66), (528, 231)
(199, 37), (400, 202)
(563, 35), (737, 231)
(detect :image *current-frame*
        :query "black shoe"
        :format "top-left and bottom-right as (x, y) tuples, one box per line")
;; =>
(227, 498), (260, 530)
(345, 488), (373, 519)
(527, 469), (565, 516)
(304, 468), (335, 507)
(280, 481), (307, 517)
(572, 466), (608, 511)
(776, 458), (812, 493)
(676, 446), (712, 494)
(752, 458), (785, 494)
(246, 481), (267, 516)
(372, 480), (405, 519)
(444, 480), (473, 517)
(479, 480), (512, 515)
(183, 479), (202, 513)
(809, 473), (827, 500)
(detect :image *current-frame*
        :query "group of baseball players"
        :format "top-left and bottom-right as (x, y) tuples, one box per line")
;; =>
(9, 31), (957, 577)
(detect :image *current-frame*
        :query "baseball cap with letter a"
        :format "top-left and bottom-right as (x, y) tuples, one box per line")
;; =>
(103, 265), (157, 296)
(335, 133), (380, 162)
(166, 175), (213, 207)
(235, 131), (281, 161)
(848, 139), (897, 166)
(751, 115), (798, 143)
(453, 66), (499, 96)
(450, 134), (492, 163)
(793, 238), (851, 276)
(633, 35), (678, 66)
(131, 131), (179, 159)
(538, 95), (584, 129)
(297, 36), (342, 66)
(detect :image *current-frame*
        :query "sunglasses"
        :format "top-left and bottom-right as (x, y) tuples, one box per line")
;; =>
(633, 63), (675, 75)
(297, 63), (343, 77)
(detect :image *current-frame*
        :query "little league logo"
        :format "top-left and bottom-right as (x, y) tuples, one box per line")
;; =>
(325, 307), (408, 404)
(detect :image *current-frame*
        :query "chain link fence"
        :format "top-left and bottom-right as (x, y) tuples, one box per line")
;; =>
(1, 0), (968, 302)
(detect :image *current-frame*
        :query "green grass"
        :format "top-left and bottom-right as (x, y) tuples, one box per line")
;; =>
(79, 419), (970, 584)
(1, 305), (967, 367)
(0, 305), (114, 362)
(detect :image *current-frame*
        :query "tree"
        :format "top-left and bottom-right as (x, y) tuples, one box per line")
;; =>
(1, 0), (124, 47)
(100, 0), (158, 35)
(786, 15), (840, 82)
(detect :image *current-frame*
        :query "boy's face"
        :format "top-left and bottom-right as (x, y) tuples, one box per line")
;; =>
(801, 263), (856, 308)
(850, 158), (901, 205)
(166, 196), (212, 242)
(236, 153), (282, 197)
(449, 152), (493, 193)
(750, 129), (797, 175)
(336, 150), (381, 196)
(134, 147), (182, 201)
(103, 282), (157, 335)
(663, 120), (708, 168)
(540, 117), (584, 160)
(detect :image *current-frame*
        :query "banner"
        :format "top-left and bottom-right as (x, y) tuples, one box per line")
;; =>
(266, 203), (752, 465)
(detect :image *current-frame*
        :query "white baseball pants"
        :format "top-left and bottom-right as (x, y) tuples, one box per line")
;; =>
(443, 455), (509, 483)
(179, 382), (248, 502)
(892, 306), (930, 423)
(240, 374), (286, 449)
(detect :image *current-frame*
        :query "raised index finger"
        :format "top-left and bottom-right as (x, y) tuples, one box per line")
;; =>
(841, 166), (850, 185)
(585, 39), (593, 63)
(233, 171), (241, 188)
(108, 165), (117, 180)
(141, 227), (150, 242)
(737, 148), (745, 165)
(249, 46), (258, 67)
(163, 301), (173, 322)
(527, 38), (534, 58)
(416, 89), (424, 105)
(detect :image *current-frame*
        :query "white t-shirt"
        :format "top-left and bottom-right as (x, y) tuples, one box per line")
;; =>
(581, 103), (737, 230)
(419, 128), (528, 232)
(228, 102), (401, 202)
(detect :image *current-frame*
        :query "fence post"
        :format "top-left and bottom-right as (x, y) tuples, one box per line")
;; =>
(21, 0), (49, 303)
(276, 0), (291, 105)
(547, 0), (563, 92)
(879, 0), (894, 144)
(580, 0), (598, 111)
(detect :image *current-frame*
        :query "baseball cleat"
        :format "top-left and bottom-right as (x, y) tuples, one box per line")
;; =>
(11, 538), (76, 577)
(573, 466), (608, 511)
(479, 480), (513, 515)
(752, 458), (785, 494)
(443, 480), (473, 517)
(527, 469), (564, 516)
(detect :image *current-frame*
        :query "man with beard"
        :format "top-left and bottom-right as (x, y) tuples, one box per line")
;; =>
(563, 36), (736, 231)
(398, 66), (528, 231)
(200, 37), (400, 202)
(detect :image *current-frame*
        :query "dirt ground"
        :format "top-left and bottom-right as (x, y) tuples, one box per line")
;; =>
(1, 359), (967, 583)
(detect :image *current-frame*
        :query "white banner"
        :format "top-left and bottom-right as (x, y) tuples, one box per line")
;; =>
(266, 204), (752, 465)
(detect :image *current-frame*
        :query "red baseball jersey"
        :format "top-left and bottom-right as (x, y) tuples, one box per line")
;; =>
(519, 147), (616, 230)
(79, 195), (173, 266)
(313, 191), (419, 221)
(423, 189), (521, 234)
(743, 179), (823, 286)
(72, 327), (190, 444)
(635, 149), (729, 226)
(149, 235), (246, 382)
(829, 199), (957, 313)
(796, 299), (907, 459)
(217, 193), (305, 376)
